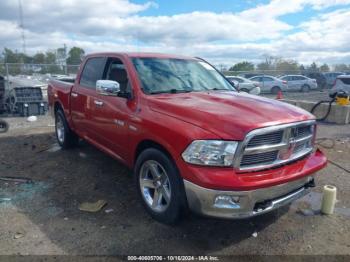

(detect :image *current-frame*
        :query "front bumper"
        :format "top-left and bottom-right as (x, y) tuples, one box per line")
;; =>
(184, 175), (314, 219)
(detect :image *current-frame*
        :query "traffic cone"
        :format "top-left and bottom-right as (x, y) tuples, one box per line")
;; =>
(276, 90), (283, 100)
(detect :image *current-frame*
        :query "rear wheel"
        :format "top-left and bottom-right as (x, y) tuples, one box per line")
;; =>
(55, 109), (78, 149)
(301, 84), (310, 93)
(271, 86), (281, 94)
(135, 148), (187, 224)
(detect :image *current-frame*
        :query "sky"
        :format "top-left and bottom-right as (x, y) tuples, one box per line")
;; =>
(1, 0), (350, 66)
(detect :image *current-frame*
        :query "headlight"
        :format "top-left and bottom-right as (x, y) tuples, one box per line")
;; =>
(182, 140), (238, 167)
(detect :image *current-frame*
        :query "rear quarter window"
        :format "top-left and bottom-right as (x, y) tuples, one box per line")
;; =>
(339, 78), (350, 85)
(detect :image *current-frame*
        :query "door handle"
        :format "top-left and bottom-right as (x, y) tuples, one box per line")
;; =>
(94, 100), (104, 106)
(71, 92), (78, 98)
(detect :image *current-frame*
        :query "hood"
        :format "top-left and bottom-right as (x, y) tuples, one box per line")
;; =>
(148, 91), (314, 140)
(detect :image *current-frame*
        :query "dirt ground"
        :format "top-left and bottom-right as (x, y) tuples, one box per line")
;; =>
(0, 115), (349, 257)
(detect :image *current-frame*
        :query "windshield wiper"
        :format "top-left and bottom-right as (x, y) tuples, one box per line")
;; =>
(149, 89), (192, 94)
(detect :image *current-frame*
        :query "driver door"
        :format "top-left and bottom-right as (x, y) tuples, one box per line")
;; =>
(87, 57), (134, 162)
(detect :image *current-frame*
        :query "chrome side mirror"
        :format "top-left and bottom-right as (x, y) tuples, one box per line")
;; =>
(96, 80), (120, 96)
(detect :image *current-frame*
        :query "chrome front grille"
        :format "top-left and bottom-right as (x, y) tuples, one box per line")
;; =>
(247, 130), (283, 147)
(235, 120), (316, 171)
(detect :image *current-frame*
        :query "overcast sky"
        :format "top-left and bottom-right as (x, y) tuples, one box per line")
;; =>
(1, 0), (350, 65)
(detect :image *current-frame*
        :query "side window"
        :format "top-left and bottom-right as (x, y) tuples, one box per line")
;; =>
(104, 58), (130, 94)
(79, 57), (106, 89)
(263, 77), (273, 82)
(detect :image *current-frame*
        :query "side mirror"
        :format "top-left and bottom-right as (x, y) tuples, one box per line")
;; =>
(96, 80), (120, 96)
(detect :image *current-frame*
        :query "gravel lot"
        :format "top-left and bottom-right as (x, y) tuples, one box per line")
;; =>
(0, 105), (349, 257)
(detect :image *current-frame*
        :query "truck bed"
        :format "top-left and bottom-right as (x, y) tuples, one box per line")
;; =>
(48, 79), (74, 118)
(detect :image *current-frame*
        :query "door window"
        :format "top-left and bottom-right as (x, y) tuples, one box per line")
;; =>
(80, 57), (107, 89)
(104, 58), (131, 95)
(263, 77), (273, 82)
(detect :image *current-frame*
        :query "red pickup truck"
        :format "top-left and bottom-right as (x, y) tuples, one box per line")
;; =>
(48, 52), (327, 224)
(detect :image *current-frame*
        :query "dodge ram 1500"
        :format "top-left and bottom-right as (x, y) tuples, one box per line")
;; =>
(48, 52), (327, 224)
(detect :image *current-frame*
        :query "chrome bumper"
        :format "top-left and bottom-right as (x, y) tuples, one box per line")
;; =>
(184, 176), (314, 219)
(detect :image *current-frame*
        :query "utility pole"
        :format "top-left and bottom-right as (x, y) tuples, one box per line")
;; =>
(18, 0), (26, 55)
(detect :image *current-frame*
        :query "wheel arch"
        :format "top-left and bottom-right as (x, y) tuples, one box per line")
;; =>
(134, 139), (175, 166)
(54, 101), (63, 113)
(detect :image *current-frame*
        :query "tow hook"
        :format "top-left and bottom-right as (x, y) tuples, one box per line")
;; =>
(305, 178), (315, 188)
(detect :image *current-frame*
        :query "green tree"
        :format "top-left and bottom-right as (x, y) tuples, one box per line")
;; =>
(3, 48), (20, 63)
(308, 62), (319, 72)
(45, 51), (57, 64)
(275, 59), (298, 73)
(229, 61), (254, 72)
(319, 63), (330, 72)
(66, 47), (85, 65)
(334, 64), (349, 72)
(33, 52), (45, 64)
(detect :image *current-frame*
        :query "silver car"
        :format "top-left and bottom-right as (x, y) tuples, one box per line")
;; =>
(279, 75), (317, 92)
(323, 72), (344, 88)
(331, 75), (350, 94)
(226, 76), (261, 95)
(249, 75), (288, 94)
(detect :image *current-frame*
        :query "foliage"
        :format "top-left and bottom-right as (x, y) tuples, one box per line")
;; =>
(66, 47), (85, 65)
(229, 61), (254, 71)
(334, 64), (349, 72)
(319, 63), (330, 72)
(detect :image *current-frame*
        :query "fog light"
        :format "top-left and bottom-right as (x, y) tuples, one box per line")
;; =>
(214, 195), (241, 209)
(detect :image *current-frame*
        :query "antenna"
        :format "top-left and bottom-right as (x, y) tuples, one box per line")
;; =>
(18, 0), (26, 55)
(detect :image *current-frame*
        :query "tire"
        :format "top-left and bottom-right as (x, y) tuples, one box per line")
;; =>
(0, 119), (9, 133)
(240, 88), (250, 93)
(135, 148), (187, 224)
(271, 86), (281, 94)
(301, 84), (310, 93)
(55, 109), (78, 149)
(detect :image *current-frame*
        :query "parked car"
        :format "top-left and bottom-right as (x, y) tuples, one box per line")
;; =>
(249, 75), (288, 94)
(303, 72), (327, 89)
(239, 73), (263, 79)
(279, 75), (317, 92)
(323, 72), (344, 88)
(48, 52), (327, 224)
(226, 76), (261, 95)
(330, 75), (350, 94)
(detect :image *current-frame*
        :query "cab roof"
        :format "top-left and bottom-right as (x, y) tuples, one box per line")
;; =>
(86, 52), (198, 60)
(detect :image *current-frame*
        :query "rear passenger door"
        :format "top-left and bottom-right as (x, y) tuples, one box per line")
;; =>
(252, 77), (266, 92)
(71, 57), (106, 138)
(262, 76), (274, 92)
(287, 76), (298, 91)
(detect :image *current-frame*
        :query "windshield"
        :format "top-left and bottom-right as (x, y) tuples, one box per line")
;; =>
(132, 58), (235, 94)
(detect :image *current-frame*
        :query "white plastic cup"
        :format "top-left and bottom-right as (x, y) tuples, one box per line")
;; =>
(321, 185), (337, 215)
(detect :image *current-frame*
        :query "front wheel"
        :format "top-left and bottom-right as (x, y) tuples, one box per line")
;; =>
(301, 84), (310, 92)
(135, 148), (187, 224)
